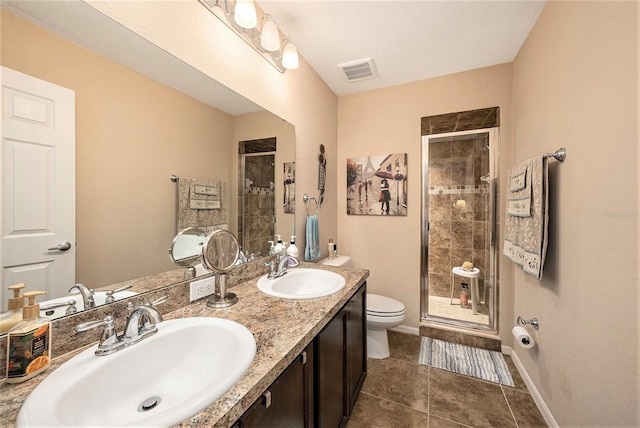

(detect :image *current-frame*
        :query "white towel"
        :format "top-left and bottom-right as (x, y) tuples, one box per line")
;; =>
(503, 156), (549, 279)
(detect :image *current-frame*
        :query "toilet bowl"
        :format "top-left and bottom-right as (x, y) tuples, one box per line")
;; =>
(319, 255), (406, 359)
(366, 293), (406, 359)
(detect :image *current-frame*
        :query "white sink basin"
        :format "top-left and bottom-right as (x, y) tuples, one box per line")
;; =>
(16, 317), (256, 427)
(39, 290), (138, 320)
(257, 268), (346, 299)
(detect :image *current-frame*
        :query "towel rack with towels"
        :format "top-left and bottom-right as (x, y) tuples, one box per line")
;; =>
(543, 147), (567, 162)
(303, 194), (318, 216)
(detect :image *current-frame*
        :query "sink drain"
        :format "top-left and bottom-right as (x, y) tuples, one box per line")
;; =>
(138, 396), (161, 412)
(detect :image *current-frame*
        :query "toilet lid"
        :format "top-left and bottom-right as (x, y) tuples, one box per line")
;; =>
(367, 294), (405, 316)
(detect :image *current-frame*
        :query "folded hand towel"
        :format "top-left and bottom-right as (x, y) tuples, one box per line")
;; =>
(507, 160), (532, 217)
(304, 215), (320, 261)
(503, 156), (549, 279)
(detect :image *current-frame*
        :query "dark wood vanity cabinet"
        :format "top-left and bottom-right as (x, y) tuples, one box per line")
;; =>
(235, 342), (314, 428)
(315, 283), (367, 428)
(235, 282), (366, 428)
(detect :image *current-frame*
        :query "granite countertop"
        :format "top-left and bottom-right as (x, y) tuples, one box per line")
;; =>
(0, 265), (369, 428)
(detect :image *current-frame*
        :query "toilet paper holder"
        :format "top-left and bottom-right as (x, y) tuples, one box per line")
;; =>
(517, 316), (539, 330)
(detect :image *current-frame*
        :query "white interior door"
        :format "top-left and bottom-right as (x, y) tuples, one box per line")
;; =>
(1, 66), (76, 310)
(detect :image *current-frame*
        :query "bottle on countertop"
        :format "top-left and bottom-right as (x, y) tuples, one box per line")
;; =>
(273, 235), (285, 255)
(0, 283), (26, 334)
(6, 290), (52, 383)
(286, 235), (299, 266)
(328, 239), (334, 259)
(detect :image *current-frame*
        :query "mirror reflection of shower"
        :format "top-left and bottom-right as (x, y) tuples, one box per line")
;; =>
(238, 138), (276, 257)
(421, 129), (497, 330)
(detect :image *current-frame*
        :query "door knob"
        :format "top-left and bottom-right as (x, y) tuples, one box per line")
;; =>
(48, 241), (72, 251)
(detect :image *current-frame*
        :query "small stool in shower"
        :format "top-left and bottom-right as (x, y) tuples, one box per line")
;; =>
(450, 267), (481, 315)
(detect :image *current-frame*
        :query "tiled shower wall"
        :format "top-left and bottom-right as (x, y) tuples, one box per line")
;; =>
(238, 154), (275, 256)
(428, 137), (489, 303)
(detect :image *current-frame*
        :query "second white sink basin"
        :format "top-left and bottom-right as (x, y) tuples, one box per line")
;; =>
(257, 268), (346, 299)
(16, 317), (256, 427)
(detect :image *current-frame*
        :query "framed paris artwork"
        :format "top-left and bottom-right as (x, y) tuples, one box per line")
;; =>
(347, 153), (407, 216)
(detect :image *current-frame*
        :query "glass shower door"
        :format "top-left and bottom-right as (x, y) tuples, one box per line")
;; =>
(421, 128), (498, 332)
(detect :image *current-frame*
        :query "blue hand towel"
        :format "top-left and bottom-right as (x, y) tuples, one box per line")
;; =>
(304, 215), (320, 261)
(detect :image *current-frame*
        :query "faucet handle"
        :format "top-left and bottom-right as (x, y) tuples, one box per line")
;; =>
(77, 315), (124, 356)
(147, 295), (168, 307)
(264, 260), (276, 278)
(105, 284), (133, 303)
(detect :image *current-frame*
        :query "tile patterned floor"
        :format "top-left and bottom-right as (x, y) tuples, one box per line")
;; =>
(347, 331), (547, 428)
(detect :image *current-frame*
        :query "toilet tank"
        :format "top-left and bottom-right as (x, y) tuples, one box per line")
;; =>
(320, 255), (351, 267)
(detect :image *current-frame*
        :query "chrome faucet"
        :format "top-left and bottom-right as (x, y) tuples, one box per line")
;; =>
(69, 283), (95, 308)
(123, 304), (163, 345)
(265, 254), (299, 279)
(76, 296), (167, 356)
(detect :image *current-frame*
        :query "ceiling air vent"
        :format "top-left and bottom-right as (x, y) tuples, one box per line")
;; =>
(337, 57), (376, 82)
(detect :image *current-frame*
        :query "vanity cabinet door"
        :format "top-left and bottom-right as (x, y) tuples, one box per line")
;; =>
(346, 284), (366, 415)
(315, 308), (347, 428)
(237, 343), (313, 428)
(314, 282), (367, 427)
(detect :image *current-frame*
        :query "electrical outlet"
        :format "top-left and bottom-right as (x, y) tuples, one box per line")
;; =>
(190, 277), (216, 302)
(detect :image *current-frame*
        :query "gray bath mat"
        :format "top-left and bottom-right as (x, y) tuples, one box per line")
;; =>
(418, 337), (515, 387)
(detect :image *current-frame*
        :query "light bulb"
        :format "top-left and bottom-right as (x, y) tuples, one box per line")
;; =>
(260, 18), (280, 51)
(282, 42), (299, 70)
(234, 0), (257, 29)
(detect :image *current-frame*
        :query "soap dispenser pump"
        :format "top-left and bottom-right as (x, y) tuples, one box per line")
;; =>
(0, 283), (26, 334)
(6, 290), (52, 383)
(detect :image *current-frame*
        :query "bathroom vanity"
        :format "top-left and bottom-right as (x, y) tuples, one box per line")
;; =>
(0, 265), (368, 427)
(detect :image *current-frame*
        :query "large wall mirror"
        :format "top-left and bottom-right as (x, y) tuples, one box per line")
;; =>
(0, 3), (295, 318)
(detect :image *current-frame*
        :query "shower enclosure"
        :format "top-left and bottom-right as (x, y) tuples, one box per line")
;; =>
(421, 128), (498, 332)
(238, 138), (276, 257)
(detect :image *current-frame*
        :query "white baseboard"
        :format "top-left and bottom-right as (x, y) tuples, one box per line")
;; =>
(502, 346), (558, 428)
(391, 324), (420, 336)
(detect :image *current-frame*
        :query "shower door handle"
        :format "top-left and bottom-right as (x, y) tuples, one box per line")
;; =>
(489, 179), (496, 247)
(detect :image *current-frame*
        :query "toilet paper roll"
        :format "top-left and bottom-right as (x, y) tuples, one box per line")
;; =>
(512, 326), (535, 349)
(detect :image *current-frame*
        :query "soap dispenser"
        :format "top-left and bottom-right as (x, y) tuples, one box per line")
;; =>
(0, 283), (26, 334)
(274, 235), (285, 255)
(6, 290), (52, 383)
(286, 235), (299, 266)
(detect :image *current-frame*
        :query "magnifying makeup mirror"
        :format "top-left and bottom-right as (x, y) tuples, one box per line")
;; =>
(201, 229), (241, 308)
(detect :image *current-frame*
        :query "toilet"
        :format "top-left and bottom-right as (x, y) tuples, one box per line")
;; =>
(320, 254), (406, 359)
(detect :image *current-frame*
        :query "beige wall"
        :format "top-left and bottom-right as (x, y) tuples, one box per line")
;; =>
(1, 10), (234, 288)
(511, 1), (639, 425)
(337, 64), (514, 332)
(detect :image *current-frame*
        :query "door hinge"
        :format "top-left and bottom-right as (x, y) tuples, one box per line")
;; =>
(263, 390), (272, 408)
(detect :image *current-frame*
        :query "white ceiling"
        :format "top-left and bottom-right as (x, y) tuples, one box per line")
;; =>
(263, 0), (547, 96)
(3, 1), (546, 112)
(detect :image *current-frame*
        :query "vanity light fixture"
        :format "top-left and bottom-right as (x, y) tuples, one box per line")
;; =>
(282, 39), (299, 70)
(233, 0), (257, 29)
(200, 0), (299, 72)
(260, 15), (280, 52)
